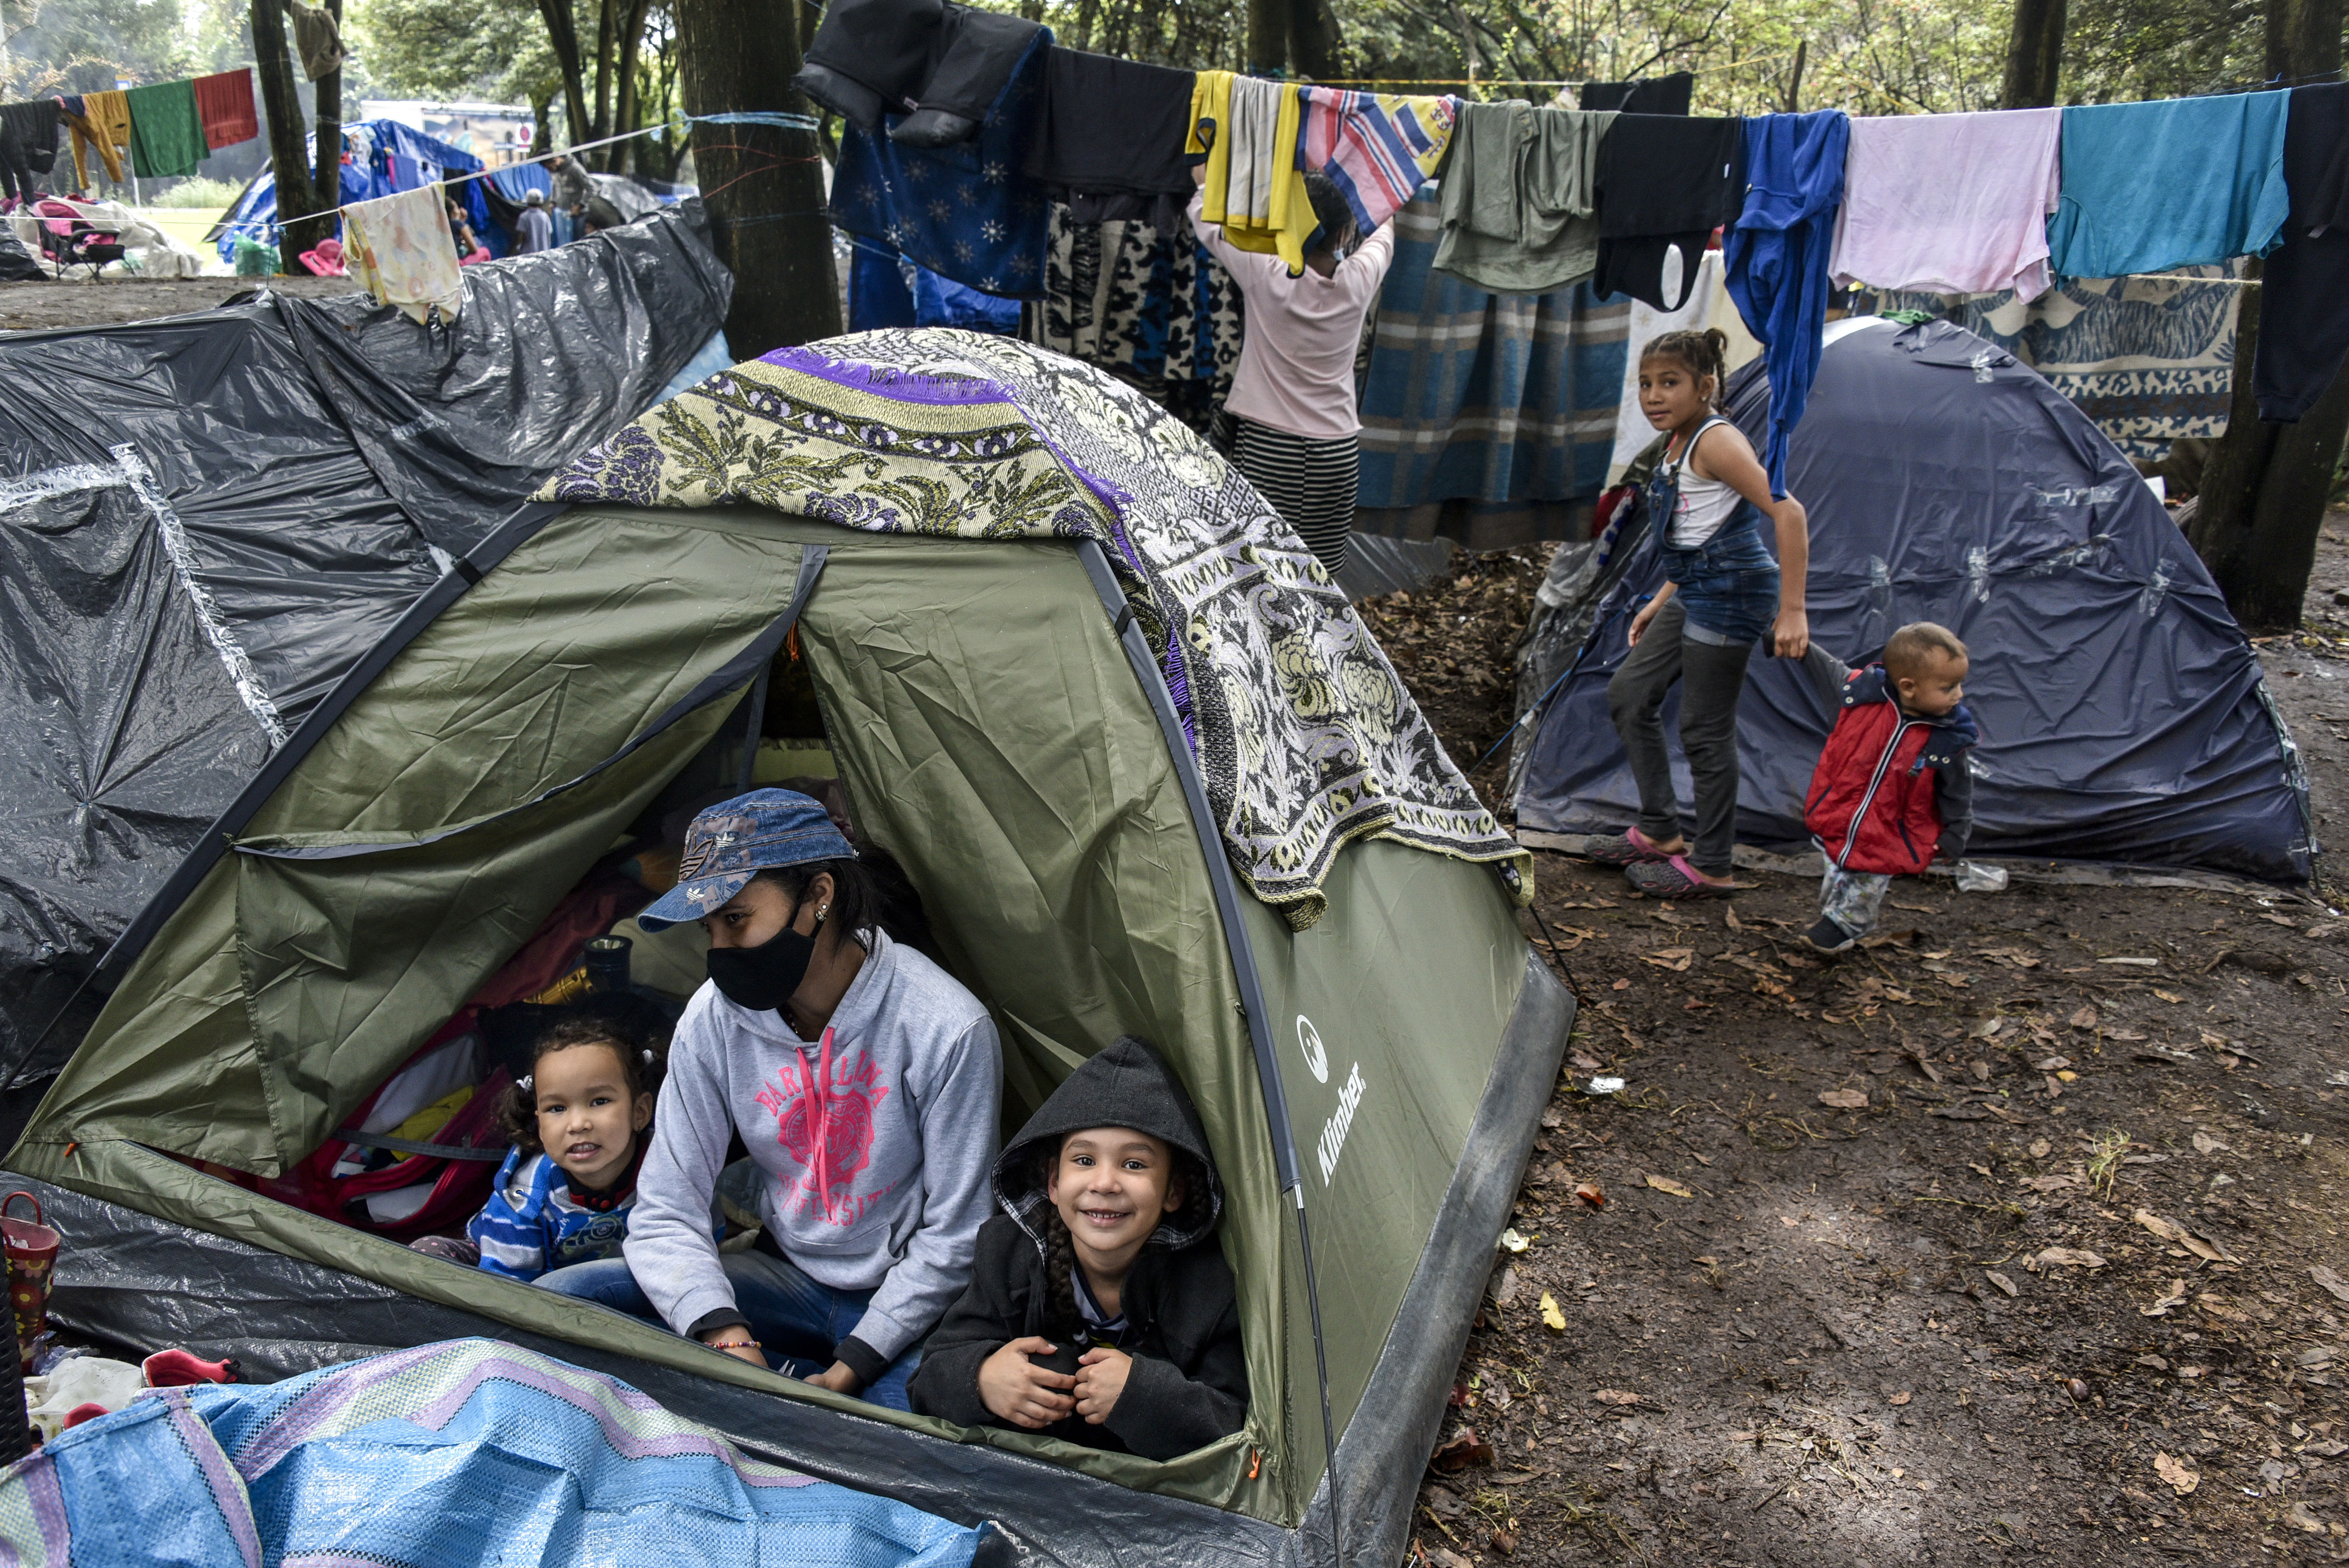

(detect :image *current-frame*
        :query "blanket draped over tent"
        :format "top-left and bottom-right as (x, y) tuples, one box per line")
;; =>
(0, 1338), (983, 1565)
(543, 329), (1530, 926)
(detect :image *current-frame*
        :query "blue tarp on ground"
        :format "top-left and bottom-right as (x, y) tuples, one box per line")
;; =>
(1515, 317), (2312, 882)
(217, 120), (499, 263)
(0, 1339), (985, 1566)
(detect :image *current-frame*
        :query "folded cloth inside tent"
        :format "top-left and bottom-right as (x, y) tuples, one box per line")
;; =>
(2048, 91), (2289, 279)
(2253, 82), (2349, 423)
(797, 0), (1043, 146)
(1724, 108), (1849, 496)
(344, 183), (466, 325)
(192, 68), (258, 150)
(1020, 47), (1195, 230)
(1360, 187), (1631, 510)
(1193, 72), (1316, 275)
(1592, 113), (1743, 311)
(125, 79), (206, 178)
(544, 329), (1532, 927)
(1436, 101), (1615, 294)
(828, 27), (1052, 297)
(1578, 72), (1693, 115)
(1830, 107), (2061, 302)
(1297, 87), (1456, 237)
(61, 92), (125, 186)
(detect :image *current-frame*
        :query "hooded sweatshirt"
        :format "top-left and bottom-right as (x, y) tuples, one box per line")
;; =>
(624, 928), (1001, 1383)
(908, 1035), (1247, 1461)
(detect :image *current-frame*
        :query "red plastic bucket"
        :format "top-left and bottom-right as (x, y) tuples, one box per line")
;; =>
(2, 1192), (60, 1348)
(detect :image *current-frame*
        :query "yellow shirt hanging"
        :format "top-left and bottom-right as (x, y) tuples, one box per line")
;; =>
(1190, 73), (1315, 277)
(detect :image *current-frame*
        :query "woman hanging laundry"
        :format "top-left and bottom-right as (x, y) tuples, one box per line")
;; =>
(1190, 165), (1392, 577)
(1584, 327), (1812, 900)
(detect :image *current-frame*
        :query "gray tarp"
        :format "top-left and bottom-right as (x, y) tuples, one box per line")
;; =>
(1516, 318), (2312, 882)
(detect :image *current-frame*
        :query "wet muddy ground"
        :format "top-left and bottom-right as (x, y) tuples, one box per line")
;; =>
(0, 274), (361, 332)
(1372, 517), (2349, 1565)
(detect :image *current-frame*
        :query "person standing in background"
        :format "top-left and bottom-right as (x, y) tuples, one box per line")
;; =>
(515, 188), (553, 254)
(549, 153), (592, 224)
(1190, 170), (1393, 577)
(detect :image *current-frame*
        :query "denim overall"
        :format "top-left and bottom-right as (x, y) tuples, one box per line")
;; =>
(1648, 417), (1779, 645)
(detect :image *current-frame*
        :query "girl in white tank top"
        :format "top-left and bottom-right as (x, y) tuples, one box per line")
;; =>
(1662, 417), (1744, 548)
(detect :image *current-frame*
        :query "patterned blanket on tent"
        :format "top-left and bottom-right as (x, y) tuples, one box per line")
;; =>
(0, 1338), (982, 1566)
(543, 329), (1530, 928)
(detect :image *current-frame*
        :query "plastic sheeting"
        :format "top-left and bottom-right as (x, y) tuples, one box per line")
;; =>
(1516, 318), (2311, 882)
(0, 1338), (985, 1567)
(0, 203), (732, 1078)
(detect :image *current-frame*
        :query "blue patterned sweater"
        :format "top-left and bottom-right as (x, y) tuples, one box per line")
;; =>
(468, 1147), (645, 1282)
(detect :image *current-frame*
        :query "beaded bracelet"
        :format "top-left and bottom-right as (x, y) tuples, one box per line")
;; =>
(708, 1338), (762, 1352)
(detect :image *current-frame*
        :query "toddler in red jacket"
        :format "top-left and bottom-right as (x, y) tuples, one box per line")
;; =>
(1801, 623), (1978, 953)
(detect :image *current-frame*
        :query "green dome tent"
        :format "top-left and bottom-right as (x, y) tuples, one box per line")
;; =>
(4, 331), (1574, 1565)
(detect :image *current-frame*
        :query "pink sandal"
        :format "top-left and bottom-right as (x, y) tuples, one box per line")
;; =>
(1581, 825), (1675, 866)
(1625, 855), (1735, 899)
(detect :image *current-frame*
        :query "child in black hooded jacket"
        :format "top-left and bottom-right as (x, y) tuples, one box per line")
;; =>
(908, 1034), (1246, 1460)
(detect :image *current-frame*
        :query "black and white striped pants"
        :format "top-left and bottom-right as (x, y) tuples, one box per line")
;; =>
(1232, 417), (1358, 576)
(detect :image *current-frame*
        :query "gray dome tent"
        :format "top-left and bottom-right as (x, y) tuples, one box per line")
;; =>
(5, 331), (1572, 1566)
(1516, 317), (2311, 882)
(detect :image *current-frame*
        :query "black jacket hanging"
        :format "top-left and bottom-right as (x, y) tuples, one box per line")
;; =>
(2253, 82), (2349, 424)
(1592, 115), (1744, 312)
(794, 0), (1045, 148)
(1020, 47), (1195, 233)
(1579, 72), (1693, 116)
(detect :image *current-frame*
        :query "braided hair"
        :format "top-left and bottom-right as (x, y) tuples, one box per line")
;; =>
(1639, 326), (1731, 409)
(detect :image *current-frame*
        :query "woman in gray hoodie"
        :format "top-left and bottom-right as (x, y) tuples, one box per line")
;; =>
(551, 788), (1002, 1412)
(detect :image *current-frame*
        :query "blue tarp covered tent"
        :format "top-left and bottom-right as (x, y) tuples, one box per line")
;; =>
(216, 120), (499, 263)
(1515, 317), (2312, 883)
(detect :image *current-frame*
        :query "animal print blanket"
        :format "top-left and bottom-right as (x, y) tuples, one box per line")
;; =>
(543, 329), (1530, 928)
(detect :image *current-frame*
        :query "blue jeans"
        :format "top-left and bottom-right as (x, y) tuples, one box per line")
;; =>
(536, 1251), (922, 1413)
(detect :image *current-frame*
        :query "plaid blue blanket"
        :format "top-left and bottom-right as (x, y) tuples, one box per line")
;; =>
(1356, 189), (1632, 509)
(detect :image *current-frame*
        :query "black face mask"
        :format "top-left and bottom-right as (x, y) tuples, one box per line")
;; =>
(705, 897), (815, 1013)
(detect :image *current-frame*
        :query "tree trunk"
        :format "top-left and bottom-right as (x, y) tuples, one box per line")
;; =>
(610, 0), (657, 175)
(1247, 0), (1287, 75)
(310, 0), (342, 243)
(1999, 0), (2064, 108)
(251, 0), (320, 269)
(535, 0), (594, 147)
(1783, 37), (1807, 112)
(673, 0), (840, 358)
(593, 0), (617, 150)
(1289, 0), (1341, 81)
(2185, 0), (2348, 630)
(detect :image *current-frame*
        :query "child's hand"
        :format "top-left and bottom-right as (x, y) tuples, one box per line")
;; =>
(979, 1337), (1077, 1428)
(1627, 598), (1661, 648)
(1772, 605), (1810, 659)
(1073, 1347), (1132, 1424)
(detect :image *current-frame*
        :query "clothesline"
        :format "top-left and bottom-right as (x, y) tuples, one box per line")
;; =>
(1306, 50), (1802, 90)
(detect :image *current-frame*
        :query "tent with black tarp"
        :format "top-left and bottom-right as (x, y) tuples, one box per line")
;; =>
(0, 202), (732, 1084)
(1, 327), (1570, 1568)
(1513, 316), (2312, 883)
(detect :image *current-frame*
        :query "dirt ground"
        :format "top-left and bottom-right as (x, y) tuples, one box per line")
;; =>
(0, 274), (362, 332)
(1370, 515), (2349, 1566)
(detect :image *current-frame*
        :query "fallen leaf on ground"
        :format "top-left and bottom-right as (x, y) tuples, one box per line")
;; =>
(2152, 1452), (2199, 1495)
(2153, 989), (2185, 1002)
(1574, 1181), (1605, 1208)
(2134, 1208), (2233, 1262)
(2070, 1006), (2098, 1029)
(1569, 1051), (1601, 1072)
(1817, 1088), (1869, 1109)
(2191, 1132), (2229, 1154)
(2027, 1247), (2108, 1270)
(2098, 956), (2159, 967)
(1985, 1271), (2019, 1297)
(1860, 928), (1919, 949)
(1491, 1470), (1541, 1485)
(2021, 1173), (2077, 1192)
(2312, 1265), (2349, 1304)
(1641, 947), (1695, 971)
(1539, 1291), (1565, 1332)
(2030, 1056), (2072, 1071)
(1724, 906), (1744, 930)
(1611, 978), (1631, 991)
(1488, 1528), (1518, 1555)
(1907, 1051), (1944, 1084)
(1499, 1228), (1531, 1253)
(1645, 1174), (1696, 1198)
(1967, 1016), (2006, 1039)
(1428, 1547), (1474, 1568)
(1591, 1389), (1640, 1405)
(1888, 1391), (1913, 1406)
(2284, 1502), (2328, 1534)
(2029, 1138), (2051, 1158)
(1430, 1428), (1495, 1472)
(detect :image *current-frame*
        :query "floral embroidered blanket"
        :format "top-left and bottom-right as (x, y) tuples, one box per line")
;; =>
(542, 329), (1529, 928)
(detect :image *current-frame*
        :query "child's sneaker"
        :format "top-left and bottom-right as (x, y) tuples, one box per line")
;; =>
(1804, 916), (1857, 954)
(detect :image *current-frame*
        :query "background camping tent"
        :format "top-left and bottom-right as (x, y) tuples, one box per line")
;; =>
(1514, 317), (2312, 882)
(213, 119), (501, 263)
(0, 203), (731, 1085)
(2, 332), (1572, 1568)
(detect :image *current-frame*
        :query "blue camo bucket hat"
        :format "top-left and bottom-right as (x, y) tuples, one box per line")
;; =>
(634, 788), (856, 932)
